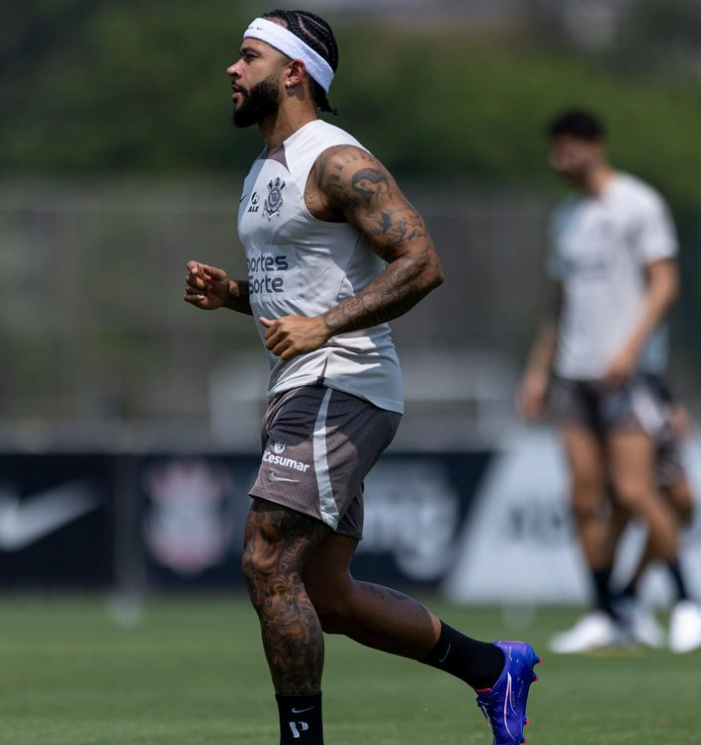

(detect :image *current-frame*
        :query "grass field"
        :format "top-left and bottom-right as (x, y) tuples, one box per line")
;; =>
(0, 595), (696, 745)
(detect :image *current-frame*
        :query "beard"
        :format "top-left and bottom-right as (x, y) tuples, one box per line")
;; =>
(232, 77), (281, 128)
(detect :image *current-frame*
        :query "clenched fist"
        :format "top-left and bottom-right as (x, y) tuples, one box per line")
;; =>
(261, 315), (331, 361)
(183, 260), (230, 310)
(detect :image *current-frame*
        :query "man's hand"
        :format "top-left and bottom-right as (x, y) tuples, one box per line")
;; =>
(602, 345), (639, 388)
(184, 261), (230, 310)
(518, 372), (549, 421)
(261, 316), (331, 361)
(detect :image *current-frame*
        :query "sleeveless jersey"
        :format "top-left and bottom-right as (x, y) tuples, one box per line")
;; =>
(237, 119), (404, 414)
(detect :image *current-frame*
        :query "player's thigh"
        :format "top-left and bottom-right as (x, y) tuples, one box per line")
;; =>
(242, 497), (332, 588)
(606, 429), (657, 504)
(560, 424), (606, 509)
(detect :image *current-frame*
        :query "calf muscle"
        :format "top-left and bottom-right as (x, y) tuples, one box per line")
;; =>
(242, 499), (331, 695)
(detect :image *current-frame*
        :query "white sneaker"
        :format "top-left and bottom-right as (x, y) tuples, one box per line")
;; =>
(549, 611), (628, 654)
(669, 601), (701, 653)
(615, 598), (665, 649)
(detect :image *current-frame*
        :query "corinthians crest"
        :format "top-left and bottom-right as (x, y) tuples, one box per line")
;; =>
(263, 176), (285, 219)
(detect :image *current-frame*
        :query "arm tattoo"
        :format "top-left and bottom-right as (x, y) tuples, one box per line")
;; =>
(323, 246), (441, 335)
(315, 147), (442, 335)
(224, 280), (253, 315)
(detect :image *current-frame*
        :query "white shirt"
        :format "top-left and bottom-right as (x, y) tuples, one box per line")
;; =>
(237, 120), (404, 413)
(548, 173), (677, 380)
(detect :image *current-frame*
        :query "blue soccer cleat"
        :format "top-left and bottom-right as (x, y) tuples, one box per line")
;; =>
(475, 641), (541, 745)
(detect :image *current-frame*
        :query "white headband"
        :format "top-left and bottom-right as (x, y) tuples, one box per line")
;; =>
(244, 17), (334, 94)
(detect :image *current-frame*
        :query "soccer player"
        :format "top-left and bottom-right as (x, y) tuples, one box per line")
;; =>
(184, 10), (540, 745)
(519, 108), (700, 653)
(609, 379), (701, 652)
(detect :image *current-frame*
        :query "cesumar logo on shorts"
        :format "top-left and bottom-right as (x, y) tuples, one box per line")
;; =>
(263, 450), (311, 473)
(273, 442), (286, 454)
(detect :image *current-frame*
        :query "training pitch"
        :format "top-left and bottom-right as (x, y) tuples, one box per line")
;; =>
(0, 596), (696, 745)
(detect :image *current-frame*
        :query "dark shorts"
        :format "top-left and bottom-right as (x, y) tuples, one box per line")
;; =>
(550, 374), (685, 487)
(549, 374), (667, 436)
(249, 385), (401, 540)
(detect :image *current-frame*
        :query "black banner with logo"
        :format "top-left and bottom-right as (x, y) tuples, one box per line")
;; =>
(140, 455), (259, 588)
(0, 455), (114, 587)
(0, 451), (492, 590)
(140, 452), (491, 590)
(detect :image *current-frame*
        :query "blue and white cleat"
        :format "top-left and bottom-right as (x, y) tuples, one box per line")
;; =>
(475, 641), (541, 745)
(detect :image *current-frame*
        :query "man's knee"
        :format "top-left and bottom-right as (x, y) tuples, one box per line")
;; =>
(612, 475), (654, 512)
(242, 538), (294, 607)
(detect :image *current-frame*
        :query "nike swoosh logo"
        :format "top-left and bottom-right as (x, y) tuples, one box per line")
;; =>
(0, 481), (100, 551)
(438, 643), (452, 664)
(291, 707), (314, 714)
(239, 193), (248, 203)
(269, 472), (299, 484)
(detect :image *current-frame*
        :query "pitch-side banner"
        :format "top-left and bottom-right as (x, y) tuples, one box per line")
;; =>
(0, 455), (114, 587)
(444, 429), (701, 605)
(140, 453), (490, 589)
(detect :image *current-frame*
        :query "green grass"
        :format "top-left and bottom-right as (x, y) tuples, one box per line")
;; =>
(0, 596), (696, 745)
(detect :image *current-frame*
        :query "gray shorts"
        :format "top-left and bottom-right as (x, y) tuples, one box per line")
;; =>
(249, 385), (401, 539)
(550, 374), (684, 487)
(549, 374), (667, 436)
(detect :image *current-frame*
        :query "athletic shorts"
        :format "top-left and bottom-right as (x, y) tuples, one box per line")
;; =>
(549, 374), (668, 436)
(249, 385), (401, 540)
(550, 374), (685, 487)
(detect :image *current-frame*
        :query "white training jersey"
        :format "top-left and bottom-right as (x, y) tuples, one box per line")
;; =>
(237, 119), (404, 414)
(547, 172), (677, 380)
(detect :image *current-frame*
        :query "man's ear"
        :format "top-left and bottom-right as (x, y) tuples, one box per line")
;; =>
(285, 58), (307, 89)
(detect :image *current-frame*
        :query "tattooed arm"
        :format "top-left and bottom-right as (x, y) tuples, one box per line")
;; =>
(261, 146), (443, 360)
(319, 146), (443, 333)
(184, 260), (253, 315)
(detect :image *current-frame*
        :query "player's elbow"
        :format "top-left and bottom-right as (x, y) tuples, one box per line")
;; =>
(419, 249), (444, 293)
(650, 260), (679, 307)
(667, 267), (680, 304)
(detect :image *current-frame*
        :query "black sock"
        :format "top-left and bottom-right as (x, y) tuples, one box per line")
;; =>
(276, 693), (323, 745)
(620, 577), (638, 600)
(667, 560), (690, 602)
(421, 621), (505, 690)
(592, 566), (619, 620)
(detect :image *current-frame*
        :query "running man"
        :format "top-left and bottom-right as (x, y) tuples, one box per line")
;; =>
(184, 9), (539, 745)
(520, 108), (700, 653)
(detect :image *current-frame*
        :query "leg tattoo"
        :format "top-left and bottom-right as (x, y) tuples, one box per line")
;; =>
(242, 499), (331, 695)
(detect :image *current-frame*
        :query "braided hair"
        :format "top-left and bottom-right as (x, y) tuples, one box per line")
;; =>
(262, 9), (339, 115)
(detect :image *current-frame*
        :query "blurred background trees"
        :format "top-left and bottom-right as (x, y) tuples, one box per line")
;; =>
(1, 0), (700, 444)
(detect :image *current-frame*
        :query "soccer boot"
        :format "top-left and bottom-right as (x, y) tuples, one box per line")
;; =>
(475, 641), (540, 745)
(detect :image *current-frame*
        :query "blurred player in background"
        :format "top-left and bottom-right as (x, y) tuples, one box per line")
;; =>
(609, 378), (700, 652)
(520, 109), (701, 653)
(185, 9), (540, 745)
